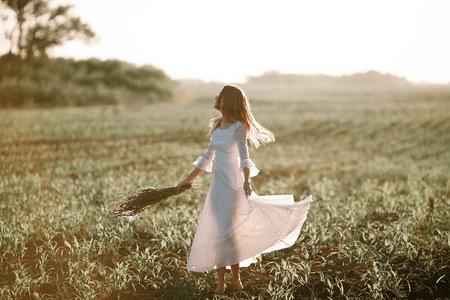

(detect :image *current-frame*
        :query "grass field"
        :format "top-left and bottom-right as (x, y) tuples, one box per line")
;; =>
(0, 88), (449, 299)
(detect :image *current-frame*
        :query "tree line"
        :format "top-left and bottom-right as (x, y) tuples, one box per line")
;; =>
(0, 0), (175, 107)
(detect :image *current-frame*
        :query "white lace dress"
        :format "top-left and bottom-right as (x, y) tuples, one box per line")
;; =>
(186, 121), (312, 272)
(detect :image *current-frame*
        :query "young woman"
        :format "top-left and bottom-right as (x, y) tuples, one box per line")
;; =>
(177, 85), (312, 292)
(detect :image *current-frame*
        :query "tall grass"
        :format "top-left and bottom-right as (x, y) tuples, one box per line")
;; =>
(0, 88), (449, 299)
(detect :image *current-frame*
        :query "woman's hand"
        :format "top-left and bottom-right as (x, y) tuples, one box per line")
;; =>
(177, 167), (203, 191)
(177, 179), (190, 190)
(243, 182), (253, 197)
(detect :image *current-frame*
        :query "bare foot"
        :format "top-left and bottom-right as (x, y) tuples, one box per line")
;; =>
(232, 278), (243, 291)
(215, 283), (226, 293)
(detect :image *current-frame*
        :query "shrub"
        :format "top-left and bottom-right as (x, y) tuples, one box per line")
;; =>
(0, 55), (175, 107)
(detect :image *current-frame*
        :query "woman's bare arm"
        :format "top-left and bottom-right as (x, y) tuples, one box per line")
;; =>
(177, 167), (203, 189)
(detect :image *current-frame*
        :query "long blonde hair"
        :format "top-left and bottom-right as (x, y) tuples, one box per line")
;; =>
(209, 85), (275, 148)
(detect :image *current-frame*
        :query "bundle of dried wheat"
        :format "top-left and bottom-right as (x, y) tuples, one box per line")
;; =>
(107, 183), (193, 218)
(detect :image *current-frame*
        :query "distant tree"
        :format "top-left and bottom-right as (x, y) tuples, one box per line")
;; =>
(0, 1), (176, 107)
(0, 0), (95, 60)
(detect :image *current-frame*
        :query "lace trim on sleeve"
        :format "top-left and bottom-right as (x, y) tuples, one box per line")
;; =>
(192, 144), (215, 172)
(240, 158), (260, 177)
(235, 122), (260, 177)
(193, 157), (213, 172)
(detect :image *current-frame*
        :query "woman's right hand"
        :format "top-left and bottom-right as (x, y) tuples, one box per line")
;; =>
(177, 179), (190, 190)
(177, 167), (203, 190)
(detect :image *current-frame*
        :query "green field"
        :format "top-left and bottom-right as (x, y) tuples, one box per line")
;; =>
(1, 88), (449, 299)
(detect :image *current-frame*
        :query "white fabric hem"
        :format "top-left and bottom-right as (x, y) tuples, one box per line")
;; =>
(186, 195), (313, 273)
(240, 158), (260, 177)
(192, 156), (213, 172)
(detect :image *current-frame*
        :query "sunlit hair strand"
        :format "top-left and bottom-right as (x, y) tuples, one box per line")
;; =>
(209, 85), (274, 148)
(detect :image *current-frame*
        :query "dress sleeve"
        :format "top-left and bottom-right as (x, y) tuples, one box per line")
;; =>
(235, 122), (260, 177)
(192, 144), (215, 172)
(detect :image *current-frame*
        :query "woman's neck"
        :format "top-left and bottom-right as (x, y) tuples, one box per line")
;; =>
(219, 117), (237, 129)
(222, 116), (237, 124)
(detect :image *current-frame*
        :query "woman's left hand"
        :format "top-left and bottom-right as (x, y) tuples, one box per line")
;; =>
(243, 182), (252, 196)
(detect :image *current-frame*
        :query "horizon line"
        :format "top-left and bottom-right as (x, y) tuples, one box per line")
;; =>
(174, 69), (450, 86)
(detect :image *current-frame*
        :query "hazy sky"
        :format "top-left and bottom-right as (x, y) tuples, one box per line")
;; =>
(48, 0), (450, 84)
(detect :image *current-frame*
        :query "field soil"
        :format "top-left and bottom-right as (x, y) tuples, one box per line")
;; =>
(0, 88), (449, 299)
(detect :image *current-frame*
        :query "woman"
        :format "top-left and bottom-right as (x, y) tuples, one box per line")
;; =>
(177, 85), (312, 292)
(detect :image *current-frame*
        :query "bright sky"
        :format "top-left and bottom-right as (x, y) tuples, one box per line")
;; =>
(48, 0), (450, 84)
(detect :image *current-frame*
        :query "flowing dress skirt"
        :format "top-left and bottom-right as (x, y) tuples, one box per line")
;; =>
(186, 152), (312, 272)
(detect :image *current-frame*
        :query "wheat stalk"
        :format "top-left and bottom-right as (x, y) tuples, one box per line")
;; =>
(107, 183), (193, 218)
